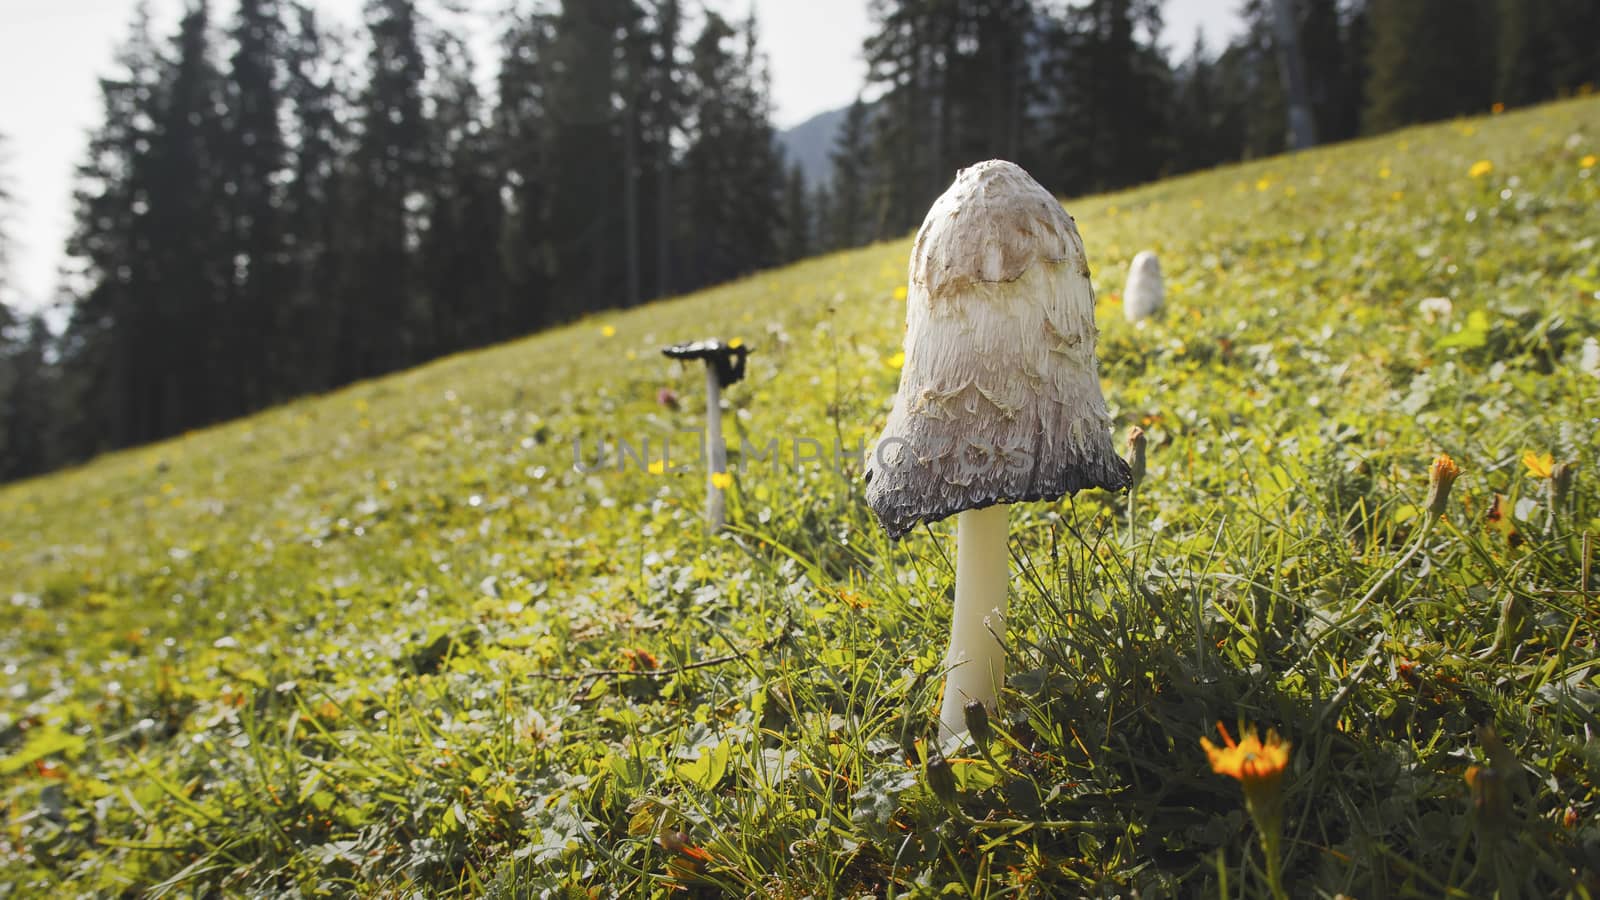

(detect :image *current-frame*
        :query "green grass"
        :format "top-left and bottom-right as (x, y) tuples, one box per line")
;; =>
(4, 97), (1599, 897)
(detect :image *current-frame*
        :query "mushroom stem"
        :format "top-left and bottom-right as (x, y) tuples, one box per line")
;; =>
(939, 504), (1010, 738)
(704, 364), (726, 530)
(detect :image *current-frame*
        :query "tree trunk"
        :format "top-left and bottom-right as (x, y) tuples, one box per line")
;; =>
(1270, 0), (1319, 149)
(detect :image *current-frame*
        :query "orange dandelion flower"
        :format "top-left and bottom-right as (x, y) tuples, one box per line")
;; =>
(1202, 722), (1291, 785)
(1491, 102), (1505, 115)
(621, 647), (659, 671)
(1203, 721), (1291, 897)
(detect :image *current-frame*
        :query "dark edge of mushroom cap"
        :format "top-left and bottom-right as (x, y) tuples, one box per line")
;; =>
(867, 453), (1130, 540)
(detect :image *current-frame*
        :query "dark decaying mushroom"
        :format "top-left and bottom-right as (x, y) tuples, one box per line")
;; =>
(662, 339), (751, 530)
(662, 340), (750, 389)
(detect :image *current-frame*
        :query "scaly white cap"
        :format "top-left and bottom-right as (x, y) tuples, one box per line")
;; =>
(866, 160), (1129, 539)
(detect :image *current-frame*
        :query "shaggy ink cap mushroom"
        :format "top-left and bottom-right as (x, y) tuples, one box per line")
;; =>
(1122, 250), (1164, 323)
(661, 339), (751, 388)
(866, 160), (1129, 539)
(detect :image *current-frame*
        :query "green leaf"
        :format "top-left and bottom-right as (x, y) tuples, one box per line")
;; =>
(674, 739), (732, 790)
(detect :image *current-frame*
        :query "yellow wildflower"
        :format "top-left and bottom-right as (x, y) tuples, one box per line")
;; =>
(887, 351), (906, 369)
(1581, 154), (1597, 169)
(648, 459), (666, 475)
(601, 325), (617, 338)
(1468, 160), (1494, 179)
(1522, 451), (1554, 479)
(892, 285), (909, 301)
(710, 472), (733, 490)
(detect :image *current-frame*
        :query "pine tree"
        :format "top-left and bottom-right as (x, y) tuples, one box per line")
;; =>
(619, 0), (683, 304)
(421, 32), (504, 353)
(1170, 31), (1243, 173)
(642, 0), (683, 300)
(943, 0), (1033, 169)
(154, 1), (234, 432)
(338, 0), (431, 380)
(826, 98), (872, 250)
(541, 0), (632, 320)
(223, 0), (289, 411)
(494, 6), (556, 332)
(1545, 1), (1600, 95)
(0, 313), (54, 481)
(780, 163), (811, 262)
(280, 2), (350, 394)
(1040, 0), (1171, 191)
(678, 10), (783, 287)
(1496, 1), (1600, 107)
(1214, 1), (1288, 160)
(60, 6), (163, 451)
(1363, 0), (1494, 133)
(862, 0), (942, 236)
(810, 181), (834, 252)
(138, 1), (232, 438)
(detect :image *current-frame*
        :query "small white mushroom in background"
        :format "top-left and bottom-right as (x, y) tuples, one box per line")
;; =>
(1122, 250), (1164, 323)
(661, 339), (751, 530)
(1418, 296), (1453, 323)
(1580, 337), (1600, 378)
(865, 159), (1130, 739)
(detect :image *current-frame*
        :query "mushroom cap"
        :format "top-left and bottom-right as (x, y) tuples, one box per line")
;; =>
(1122, 250), (1164, 323)
(661, 339), (751, 387)
(865, 160), (1130, 540)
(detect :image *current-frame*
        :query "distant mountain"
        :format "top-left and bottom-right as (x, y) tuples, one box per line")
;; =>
(777, 104), (851, 189)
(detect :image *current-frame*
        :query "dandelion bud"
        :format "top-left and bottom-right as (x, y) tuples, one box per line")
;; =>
(962, 699), (992, 751)
(925, 752), (957, 806)
(1125, 427), (1148, 490)
(1551, 461), (1576, 509)
(1465, 765), (1511, 826)
(1425, 454), (1461, 518)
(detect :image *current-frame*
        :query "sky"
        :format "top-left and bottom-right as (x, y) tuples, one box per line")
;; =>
(0, 0), (1241, 314)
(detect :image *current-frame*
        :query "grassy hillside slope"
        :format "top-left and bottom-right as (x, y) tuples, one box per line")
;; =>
(3, 97), (1599, 896)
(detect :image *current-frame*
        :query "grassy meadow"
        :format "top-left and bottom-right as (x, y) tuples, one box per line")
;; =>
(3, 97), (1600, 896)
